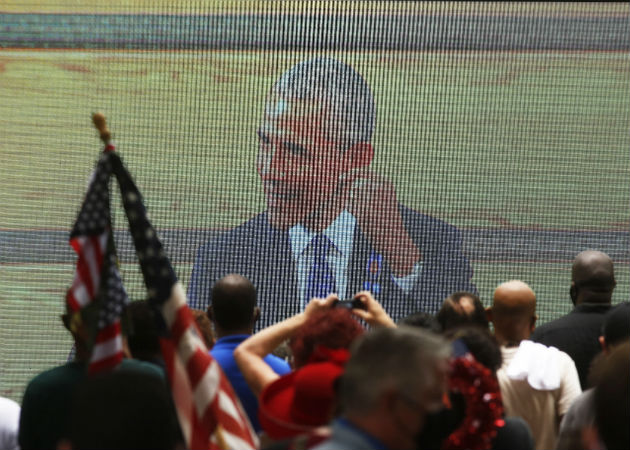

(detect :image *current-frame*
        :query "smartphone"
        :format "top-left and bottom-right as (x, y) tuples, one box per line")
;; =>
(334, 298), (368, 311)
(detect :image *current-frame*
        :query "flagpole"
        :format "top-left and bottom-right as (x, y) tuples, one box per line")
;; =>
(64, 112), (129, 375)
(92, 112), (115, 152)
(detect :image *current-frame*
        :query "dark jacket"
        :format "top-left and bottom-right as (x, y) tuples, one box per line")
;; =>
(531, 303), (611, 389)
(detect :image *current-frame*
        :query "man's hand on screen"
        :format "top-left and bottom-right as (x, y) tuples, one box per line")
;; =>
(344, 168), (421, 277)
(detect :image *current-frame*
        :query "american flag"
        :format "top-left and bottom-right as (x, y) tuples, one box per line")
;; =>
(66, 149), (129, 374)
(110, 153), (258, 450)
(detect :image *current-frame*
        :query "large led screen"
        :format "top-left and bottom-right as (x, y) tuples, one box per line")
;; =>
(1, 1), (628, 402)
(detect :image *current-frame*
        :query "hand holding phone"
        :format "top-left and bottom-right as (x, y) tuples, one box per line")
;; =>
(333, 297), (368, 311)
(344, 291), (396, 328)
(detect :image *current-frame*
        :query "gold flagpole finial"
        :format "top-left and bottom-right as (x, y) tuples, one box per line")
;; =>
(92, 112), (111, 145)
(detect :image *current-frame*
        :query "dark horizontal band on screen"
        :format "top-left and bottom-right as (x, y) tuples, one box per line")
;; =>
(1, 229), (628, 264)
(1, 13), (628, 51)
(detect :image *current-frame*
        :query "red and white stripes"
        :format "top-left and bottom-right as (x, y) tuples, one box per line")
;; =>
(66, 233), (108, 312)
(160, 283), (258, 450)
(66, 230), (124, 374)
(88, 321), (124, 374)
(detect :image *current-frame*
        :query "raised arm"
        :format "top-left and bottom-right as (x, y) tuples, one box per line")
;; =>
(350, 290), (397, 328)
(234, 294), (338, 398)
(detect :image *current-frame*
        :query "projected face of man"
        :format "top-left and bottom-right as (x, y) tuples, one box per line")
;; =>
(257, 94), (354, 231)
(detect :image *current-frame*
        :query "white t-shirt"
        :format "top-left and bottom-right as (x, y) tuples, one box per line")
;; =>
(0, 396), (20, 450)
(498, 341), (582, 450)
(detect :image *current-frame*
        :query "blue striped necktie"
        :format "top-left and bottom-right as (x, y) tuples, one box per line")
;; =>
(305, 234), (336, 305)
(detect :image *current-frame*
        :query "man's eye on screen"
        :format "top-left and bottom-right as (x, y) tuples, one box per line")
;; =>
(282, 142), (308, 157)
(257, 131), (271, 146)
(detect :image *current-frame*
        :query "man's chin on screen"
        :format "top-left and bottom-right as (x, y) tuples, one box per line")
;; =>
(264, 182), (344, 232)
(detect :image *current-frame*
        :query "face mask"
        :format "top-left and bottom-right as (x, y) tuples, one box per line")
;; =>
(415, 392), (465, 449)
(570, 285), (578, 305)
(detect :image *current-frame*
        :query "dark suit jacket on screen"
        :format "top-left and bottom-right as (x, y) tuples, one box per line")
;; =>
(188, 205), (475, 328)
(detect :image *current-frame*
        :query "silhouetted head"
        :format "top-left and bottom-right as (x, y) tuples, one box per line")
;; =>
(444, 326), (502, 374)
(570, 250), (615, 305)
(125, 300), (162, 364)
(208, 274), (259, 337)
(398, 311), (441, 334)
(599, 301), (630, 353)
(436, 292), (488, 331)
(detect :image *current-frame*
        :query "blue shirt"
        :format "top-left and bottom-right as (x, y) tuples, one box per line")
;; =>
(210, 334), (291, 432)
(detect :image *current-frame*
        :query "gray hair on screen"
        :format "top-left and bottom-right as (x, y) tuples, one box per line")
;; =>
(271, 56), (375, 149)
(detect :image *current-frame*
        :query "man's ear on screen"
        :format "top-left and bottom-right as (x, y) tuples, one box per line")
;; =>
(346, 142), (374, 170)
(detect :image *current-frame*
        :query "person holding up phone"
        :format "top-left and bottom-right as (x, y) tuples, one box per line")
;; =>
(233, 292), (395, 443)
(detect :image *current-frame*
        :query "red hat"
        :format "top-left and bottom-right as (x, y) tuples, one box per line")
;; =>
(259, 347), (349, 440)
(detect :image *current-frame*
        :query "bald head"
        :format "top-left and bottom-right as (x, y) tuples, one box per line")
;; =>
(493, 281), (536, 316)
(489, 281), (537, 344)
(210, 274), (258, 334)
(571, 251), (615, 304)
(214, 273), (253, 294)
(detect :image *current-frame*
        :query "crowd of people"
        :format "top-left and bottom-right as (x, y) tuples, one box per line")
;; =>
(2, 250), (627, 450)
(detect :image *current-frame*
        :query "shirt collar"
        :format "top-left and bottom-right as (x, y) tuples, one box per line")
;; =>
(335, 417), (390, 450)
(573, 303), (612, 314)
(288, 210), (356, 260)
(214, 334), (251, 347)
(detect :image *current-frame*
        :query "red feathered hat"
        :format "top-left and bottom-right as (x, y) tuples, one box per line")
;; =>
(258, 347), (349, 440)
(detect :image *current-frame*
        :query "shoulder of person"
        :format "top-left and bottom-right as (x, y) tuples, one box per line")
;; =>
(399, 204), (455, 232)
(23, 361), (87, 394)
(202, 212), (281, 251)
(118, 358), (166, 381)
(531, 313), (575, 339)
(397, 204), (465, 257)
(494, 416), (535, 450)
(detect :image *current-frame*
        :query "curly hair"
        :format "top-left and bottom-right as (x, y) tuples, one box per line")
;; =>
(444, 326), (502, 374)
(191, 308), (214, 350)
(289, 308), (364, 369)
